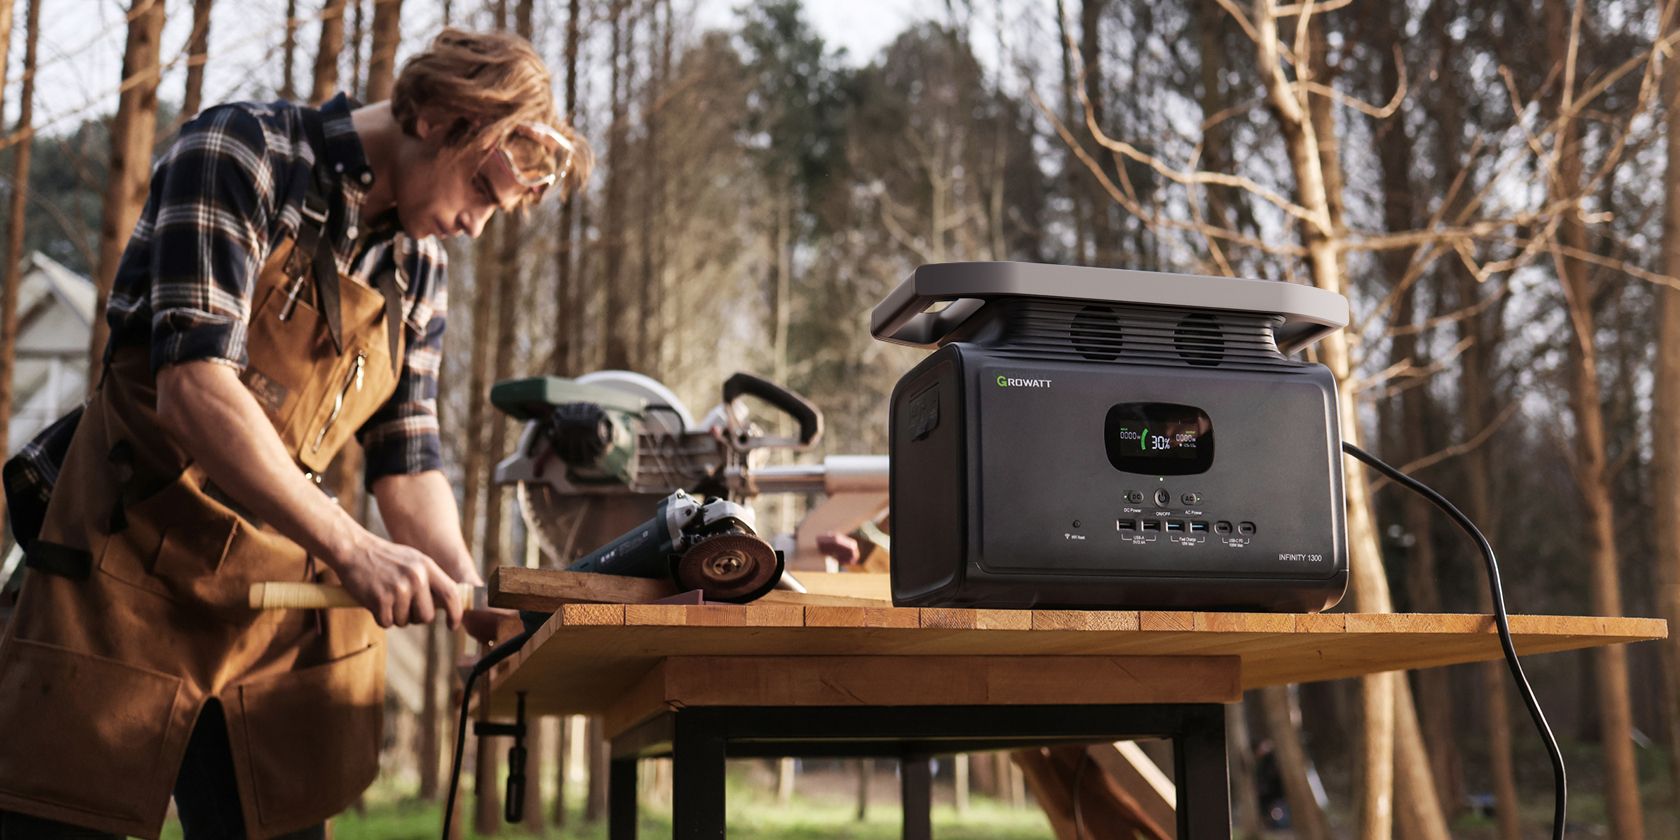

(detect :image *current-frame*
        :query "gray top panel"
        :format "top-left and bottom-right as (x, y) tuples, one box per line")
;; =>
(871, 262), (1349, 354)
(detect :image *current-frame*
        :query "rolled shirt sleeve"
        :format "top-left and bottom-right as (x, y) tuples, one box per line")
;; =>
(358, 237), (448, 486)
(143, 105), (275, 374)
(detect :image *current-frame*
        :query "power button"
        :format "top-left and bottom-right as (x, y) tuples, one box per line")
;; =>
(1154, 488), (1172, 507)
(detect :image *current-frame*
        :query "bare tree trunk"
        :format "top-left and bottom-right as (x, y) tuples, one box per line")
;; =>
(0, 0), (40, 483)
(310, 0), (348, 104)
(280, 0), (299, 99)
(1078, 0), (1116, 265)
(1252, 5), (1400, 836)
(771, 189), (791, 384)
(600, 0), (630, 370)
(1227, 701), (1265, 840)
(1053, 0), (1087, 263)
(418, 623), (443, 799)
(523, 720), (548, 835)
(551, 0), (581, 374)
(1259, 686), (1330, 840)
(475, 216), (523, 837)
(465, 221), (503, 836)
(585, 716), (608, 821)
(1544, 3), (1644, 837)
(348, 0), (365, 101)
(182, 0), (212, 118)
(365, 0), (400, 103)
(854, 759), (870, 820)
(1654, 0), (1680, 819)
(88, 0), (166, 375)
(553, 716), (571, 825)
(1369, 10), (1465, 822)
(1462, 275), (1522, 840)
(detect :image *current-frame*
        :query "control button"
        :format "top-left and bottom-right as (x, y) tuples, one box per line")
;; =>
(1154, 488), (1172, 507)
(1125, 491), (1144, 504)
(1215, 521), (1233, 534)
(1072, 520), (1082, 529)
(1238, 521), (1257, 535)
(1182, 492), (1203, 505)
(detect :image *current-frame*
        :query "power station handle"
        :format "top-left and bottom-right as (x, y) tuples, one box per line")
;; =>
(248, 581), (475, 610)
(869, 273), (988, 347)
(722, 372), (823, 448)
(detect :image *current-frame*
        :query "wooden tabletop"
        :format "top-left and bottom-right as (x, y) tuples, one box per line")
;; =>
(483, 601), (1666, 724)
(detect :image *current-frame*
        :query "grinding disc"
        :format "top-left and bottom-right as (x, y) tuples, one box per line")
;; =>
(673, 533), (782, 603)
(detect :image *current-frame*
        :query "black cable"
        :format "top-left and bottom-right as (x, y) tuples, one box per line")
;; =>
(443, 626), (537, 839)
(1342, 442), (1565, 840)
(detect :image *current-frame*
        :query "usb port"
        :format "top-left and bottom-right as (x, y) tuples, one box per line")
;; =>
(1190, 521), (1209, 533)
(1117, 519), (1138, 531)
(1141, 520), (1161, 532)
(1166, 520), (1186, 532)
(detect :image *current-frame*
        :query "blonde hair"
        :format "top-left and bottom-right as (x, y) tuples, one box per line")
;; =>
(391, 28), (594, 201)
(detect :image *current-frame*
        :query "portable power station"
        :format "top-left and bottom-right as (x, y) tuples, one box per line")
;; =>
(872, 262), (1350, 612)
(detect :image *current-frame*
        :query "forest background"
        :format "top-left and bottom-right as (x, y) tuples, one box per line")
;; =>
(2, 0), (1680, 837)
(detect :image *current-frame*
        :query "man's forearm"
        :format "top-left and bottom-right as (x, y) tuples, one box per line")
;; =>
(156, 360), (363, 567)
(373, 470), (481, 585)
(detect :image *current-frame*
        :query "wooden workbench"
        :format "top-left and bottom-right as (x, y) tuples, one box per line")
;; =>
(482, 603), (1664, 839)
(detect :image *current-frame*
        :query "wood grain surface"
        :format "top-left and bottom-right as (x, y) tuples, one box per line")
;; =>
(482, 601), (1666, 718)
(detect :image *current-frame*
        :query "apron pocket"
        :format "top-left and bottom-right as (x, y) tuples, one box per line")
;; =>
(152, 515), (238, 580)
(98, 469), (239, 597)
(0, 637), (183, 824)
(229, 640), (384, 832)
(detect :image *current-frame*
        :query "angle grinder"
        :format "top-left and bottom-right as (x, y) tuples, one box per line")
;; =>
(568, 488), (783, 602)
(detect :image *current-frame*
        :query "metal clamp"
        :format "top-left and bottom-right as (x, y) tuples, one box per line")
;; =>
(473, 691), (529, 823)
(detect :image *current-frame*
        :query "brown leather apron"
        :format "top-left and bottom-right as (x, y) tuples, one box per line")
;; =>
(0, 238), (406, 839)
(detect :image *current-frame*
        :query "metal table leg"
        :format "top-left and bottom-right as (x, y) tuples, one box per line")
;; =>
(1174, 704), (1232, 840)
(900, 757), (932, 840)
(672, 712), (727, 840)
(609, 757), (638, 840)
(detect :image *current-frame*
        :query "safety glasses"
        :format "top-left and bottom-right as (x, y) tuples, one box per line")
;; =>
(488, 122), (576, 204)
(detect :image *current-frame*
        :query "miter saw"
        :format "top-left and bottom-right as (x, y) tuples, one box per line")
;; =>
(492, 370), (888, 599)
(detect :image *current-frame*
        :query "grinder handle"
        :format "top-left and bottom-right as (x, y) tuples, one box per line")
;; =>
(723, 372), (823, 448)
(249, 581), (475, 611)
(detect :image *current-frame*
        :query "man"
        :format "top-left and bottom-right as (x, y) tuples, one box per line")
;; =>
(0, 28), (591, 839)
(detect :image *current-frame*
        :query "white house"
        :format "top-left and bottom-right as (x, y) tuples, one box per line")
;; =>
(11, 250), (96, 452)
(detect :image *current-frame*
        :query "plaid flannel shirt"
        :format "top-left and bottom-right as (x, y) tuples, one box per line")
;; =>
(8, 94), (447, 529)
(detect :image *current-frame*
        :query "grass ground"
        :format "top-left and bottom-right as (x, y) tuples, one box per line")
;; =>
(153, 742), (1679, 839)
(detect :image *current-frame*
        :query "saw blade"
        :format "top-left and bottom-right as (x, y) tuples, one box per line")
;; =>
(673, 533), (781, 603)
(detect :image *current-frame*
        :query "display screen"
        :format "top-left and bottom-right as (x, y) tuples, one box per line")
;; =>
(1104, 402), (1215, 475)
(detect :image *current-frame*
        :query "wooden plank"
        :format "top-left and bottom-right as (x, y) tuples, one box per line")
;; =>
(489, 566), (675, 609)
(559, 603), (625, 626)
(757, 590), (889, 608)
(636, 655), (1241, 709)
(603, 663), (675, 739)
(1138, 611), (1195, 632)
(788, 572), (892, 601)
(803, 606), (920, 628)
(485, 610), (1667, 717)
(920, 608), (1033, 630)
(1033, 611), (1141, 632)
(1296, 613), (1345, 633)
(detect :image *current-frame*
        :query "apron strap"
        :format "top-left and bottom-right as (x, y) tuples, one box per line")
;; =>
(378, 269), (403, 378)
(298, 108), (345, 357)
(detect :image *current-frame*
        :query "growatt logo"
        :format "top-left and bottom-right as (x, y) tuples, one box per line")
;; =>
(995, 374), (1053, 388)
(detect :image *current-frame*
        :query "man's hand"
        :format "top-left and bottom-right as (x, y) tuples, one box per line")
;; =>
(332, 531), (465, 629)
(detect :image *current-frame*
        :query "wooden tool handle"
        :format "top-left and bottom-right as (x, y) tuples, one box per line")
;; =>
(248, 581), (475, 611)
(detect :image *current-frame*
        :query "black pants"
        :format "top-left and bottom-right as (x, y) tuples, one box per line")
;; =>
(0, 701), (326, 839)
